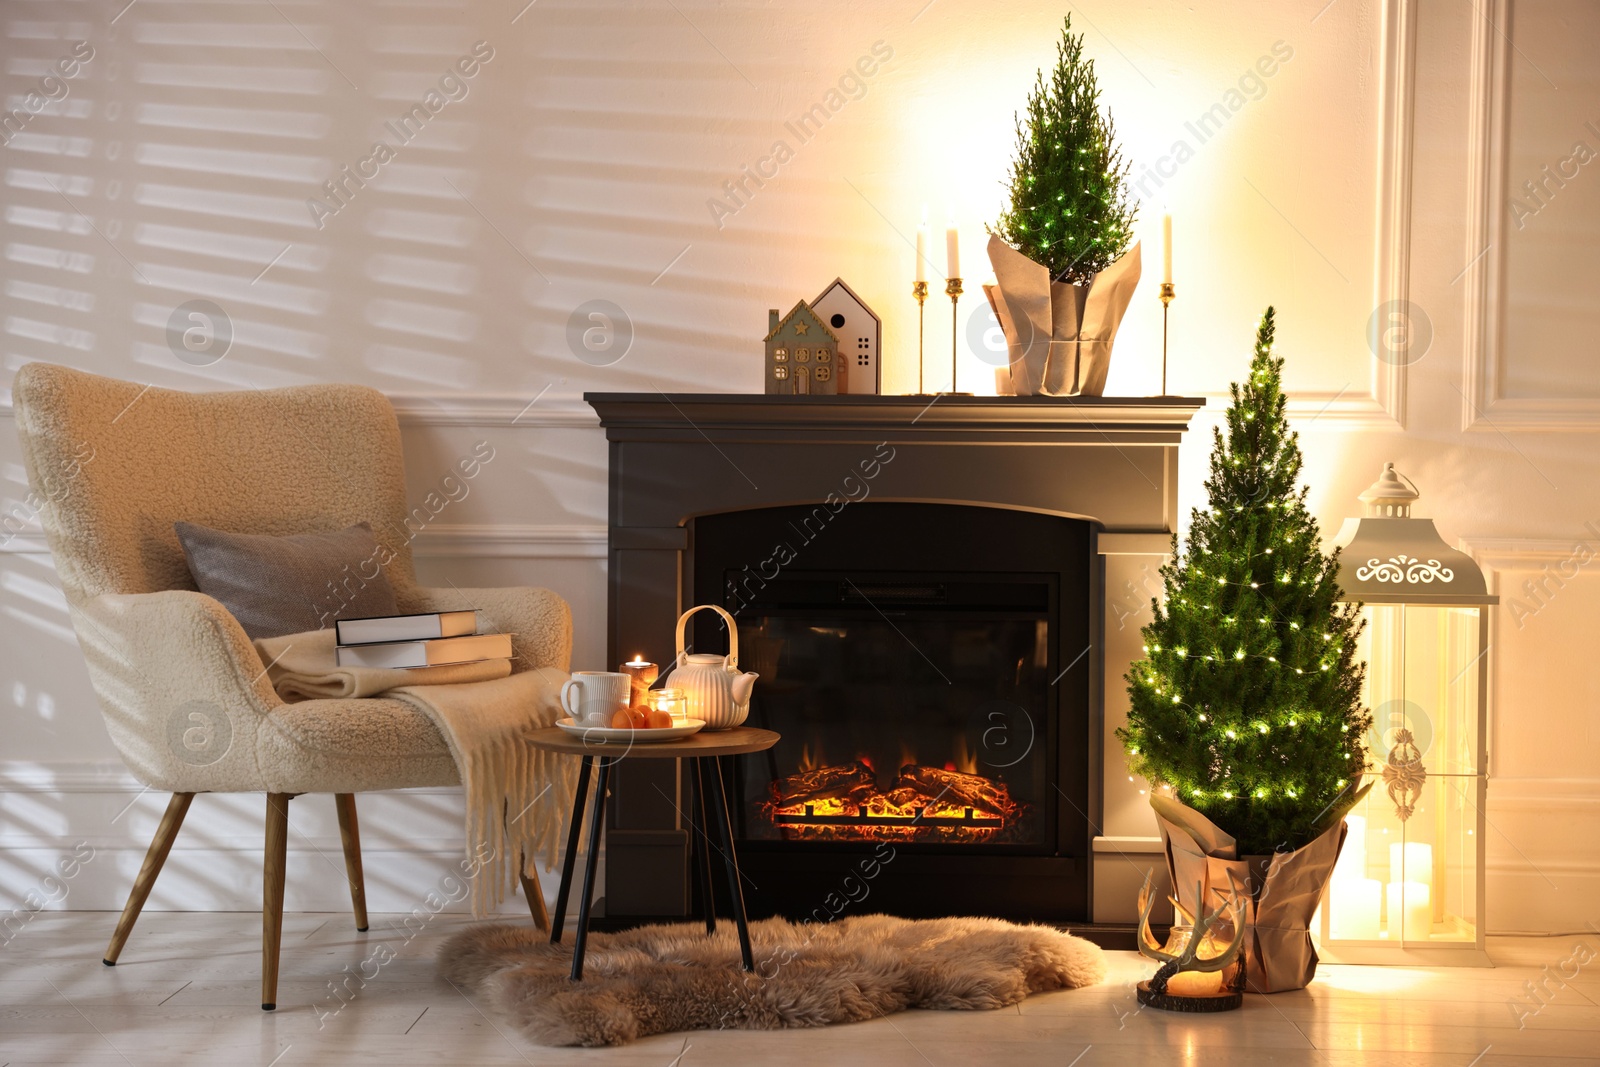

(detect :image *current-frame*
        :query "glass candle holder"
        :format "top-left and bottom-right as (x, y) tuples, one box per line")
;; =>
(1158, 925), (1225, 995)
(620, 657), (658, 704)
(651, 688), (688, 725)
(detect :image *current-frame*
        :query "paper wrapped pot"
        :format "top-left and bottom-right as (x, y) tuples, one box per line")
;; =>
(983, 236), (1141, 397)
(1150, 793), (1349, 993)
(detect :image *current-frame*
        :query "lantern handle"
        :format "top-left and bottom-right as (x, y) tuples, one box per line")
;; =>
(1392, 467), (1420, 499)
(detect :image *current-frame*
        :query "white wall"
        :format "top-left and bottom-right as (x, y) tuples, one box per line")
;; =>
(1, 0), (1595, 933)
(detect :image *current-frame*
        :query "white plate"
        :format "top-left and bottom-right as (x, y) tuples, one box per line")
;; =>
(554, 717), (706, 743)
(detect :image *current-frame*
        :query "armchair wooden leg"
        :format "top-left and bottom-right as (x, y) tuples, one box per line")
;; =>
(518, 850), (550, 934)
(103, 792), (194, 966)
(262, 793), (291, 1012)
(333, 794), (369, 932)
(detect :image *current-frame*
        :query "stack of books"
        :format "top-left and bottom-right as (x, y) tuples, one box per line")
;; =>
(333, 610), (513, 668)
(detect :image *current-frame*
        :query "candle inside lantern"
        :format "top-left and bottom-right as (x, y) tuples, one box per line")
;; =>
(1331, 877), (1383, 941)
(620, 656), (657, 704)
(1333, 813), (1367, 883)
(1162, 211), (1173, 285)
(1387, 880), (1432, 940)
(945, 219), (960, 279)
(1389, 841), (1433, 892)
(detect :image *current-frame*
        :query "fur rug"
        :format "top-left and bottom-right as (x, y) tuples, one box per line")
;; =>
(438, 914), (1106, 1047)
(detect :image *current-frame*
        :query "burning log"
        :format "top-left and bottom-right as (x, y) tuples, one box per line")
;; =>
(893, 765), (1012, 817)
(770, 760), (876, 808)
(877, 787), (923, 811)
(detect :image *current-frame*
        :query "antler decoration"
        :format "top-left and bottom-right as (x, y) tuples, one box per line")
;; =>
(1136, 869), (1249, 996)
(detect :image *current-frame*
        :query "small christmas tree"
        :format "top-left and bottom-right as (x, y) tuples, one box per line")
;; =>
(1118, 308), (1371, 856)
(990, 15), (1136, 285)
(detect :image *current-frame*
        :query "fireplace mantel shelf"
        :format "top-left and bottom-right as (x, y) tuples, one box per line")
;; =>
(586, 393), (1206, 441)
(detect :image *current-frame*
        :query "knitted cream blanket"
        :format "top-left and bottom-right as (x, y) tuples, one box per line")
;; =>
(254, 629), (575, 916)
(253, 627), (511, 699)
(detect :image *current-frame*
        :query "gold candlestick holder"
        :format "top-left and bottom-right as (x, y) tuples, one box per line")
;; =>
(913, 280), (929, 394)
(944, 277), (967, 395)
(1159, 282), (1175, 396)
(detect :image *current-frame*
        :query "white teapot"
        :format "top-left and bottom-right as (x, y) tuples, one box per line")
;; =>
(661, 605), (758, 730)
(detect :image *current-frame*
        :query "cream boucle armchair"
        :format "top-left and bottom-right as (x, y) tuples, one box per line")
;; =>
(12, 363), (572, 1009)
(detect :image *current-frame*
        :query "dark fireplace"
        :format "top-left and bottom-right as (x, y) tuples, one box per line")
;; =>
(690, 501), (1092, 920)
(586, 391), (1201, 927)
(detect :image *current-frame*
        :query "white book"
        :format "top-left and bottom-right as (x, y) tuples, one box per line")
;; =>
(334, 632), (512, 669)
(335, 610), (478, 646)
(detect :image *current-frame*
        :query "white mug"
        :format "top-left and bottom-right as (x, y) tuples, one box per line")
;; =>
(560, 671), (631, 726)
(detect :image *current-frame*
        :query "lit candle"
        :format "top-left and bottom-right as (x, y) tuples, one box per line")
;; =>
(1162, 211), (1173, 285)
(1160, 925), (1226, 995)
(1165, 970), (1223, 996)
(1333, 814), (1367, 883)
(620, 656), (657, 704)
(915, 214), (928, 283)
(946, 219), (960, 279)
(1389, 841), (1433, 892)
(1330, 877), (1383, 941)
(1387, 880), (1431, 940)
(650, 687), (687, 725)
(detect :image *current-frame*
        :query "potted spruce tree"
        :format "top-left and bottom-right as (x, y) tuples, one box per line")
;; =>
(1118, 308), (1372, 993)
(984, 14), (1141, 397)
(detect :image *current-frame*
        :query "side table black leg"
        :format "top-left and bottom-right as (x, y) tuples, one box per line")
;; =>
(705, 755), (754, 972)
(569, 756), (611, 982)
(692, 758), (716, 934)
(549, 754), (593, 944)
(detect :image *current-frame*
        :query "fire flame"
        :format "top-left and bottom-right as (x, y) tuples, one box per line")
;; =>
(948, 735), (977, 775)
(898, 741), (917, 771)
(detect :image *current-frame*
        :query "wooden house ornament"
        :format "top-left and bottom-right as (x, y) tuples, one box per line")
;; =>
(764, 301), (840, 395)
(810, 278), (881, 394)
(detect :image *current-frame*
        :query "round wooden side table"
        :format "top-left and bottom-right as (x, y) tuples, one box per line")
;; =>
(525, 725), (780, 980)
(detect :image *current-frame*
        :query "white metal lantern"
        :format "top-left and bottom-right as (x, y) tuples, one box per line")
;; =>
(1317, 463), (1494, 965)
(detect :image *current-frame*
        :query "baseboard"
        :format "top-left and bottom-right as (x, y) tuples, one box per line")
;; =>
(1066, 922), (1170, 952)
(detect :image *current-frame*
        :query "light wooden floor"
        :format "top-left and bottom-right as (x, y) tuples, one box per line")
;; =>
(2, 912), (1598, 1065)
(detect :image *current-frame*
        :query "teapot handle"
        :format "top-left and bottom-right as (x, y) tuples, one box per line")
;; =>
(674, 603), (740, 670)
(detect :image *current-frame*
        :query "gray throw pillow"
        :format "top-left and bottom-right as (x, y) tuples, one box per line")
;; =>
(174, 520), (399, 640)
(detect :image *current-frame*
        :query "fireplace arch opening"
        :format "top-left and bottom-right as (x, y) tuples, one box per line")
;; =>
(689, 501), (1094, 920)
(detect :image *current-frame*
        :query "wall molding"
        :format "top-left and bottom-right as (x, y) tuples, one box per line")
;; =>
(3, 389), (1394, 427)
(1460, 535), (1600, 785)
(1461, 0), (1600, 431)
(412, 522), (608, 559)
(0, 759), (145, 792)
(0, 531), (49, 554)
(387, 393), (600, 428)
(0, 392), (601, 430)
(1233, 0), (1418, 431)
(1464, 534), (1600, 569)
(1286, 390), (1397, 428)
(1189, 0), (1416, 429)
(2, 522), (610, 559)
(1370, 0), (1419, 427)
(1486, 860), (1600, 876)
(0, 759), (463, 795)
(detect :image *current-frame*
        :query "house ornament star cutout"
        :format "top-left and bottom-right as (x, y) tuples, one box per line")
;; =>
(793, 322), (809, 335)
